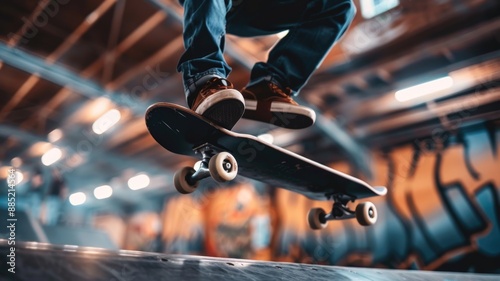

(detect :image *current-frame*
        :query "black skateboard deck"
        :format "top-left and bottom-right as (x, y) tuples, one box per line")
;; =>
(145, 102), (387, 228)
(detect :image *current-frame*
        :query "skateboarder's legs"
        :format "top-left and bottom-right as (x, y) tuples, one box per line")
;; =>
(177, 0), (355, 129)
(227, 0), (356, 128)
(177, 0), (245, 130)
(227, 0), (356, 94)
(177, 0), (232, 95)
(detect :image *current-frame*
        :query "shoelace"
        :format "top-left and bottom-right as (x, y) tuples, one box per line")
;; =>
(200, 78), (231, 97)
(270, 83), (294, 101)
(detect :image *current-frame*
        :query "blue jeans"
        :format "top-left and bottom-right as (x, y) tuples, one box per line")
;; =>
(178, 0), (356, 98)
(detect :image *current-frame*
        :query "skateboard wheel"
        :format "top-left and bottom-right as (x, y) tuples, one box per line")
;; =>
(355, 202), (377, 226)
(174, 167), (199, 194)
(307, 208), (328, 230)
(208, 152), (238, 182)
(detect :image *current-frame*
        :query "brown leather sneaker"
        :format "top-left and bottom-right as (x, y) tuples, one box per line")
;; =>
(190, 77), (245, 130)
(241, 81), (315, 129)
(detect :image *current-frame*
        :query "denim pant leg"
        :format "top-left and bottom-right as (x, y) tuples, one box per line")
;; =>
(228, 0), (356, 95)
(177, 0), (232, 98)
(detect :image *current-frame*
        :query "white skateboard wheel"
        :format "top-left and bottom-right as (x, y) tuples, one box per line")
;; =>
(355, 202), (377, 226)
(208, 152), (238, 182)
(174, 167), (198, 194)
(307, 208), (328, 230)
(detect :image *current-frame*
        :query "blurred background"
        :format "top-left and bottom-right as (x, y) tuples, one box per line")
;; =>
(0, 0), (499, 274)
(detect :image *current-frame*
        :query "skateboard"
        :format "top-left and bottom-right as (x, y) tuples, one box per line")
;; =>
(145, 102), (387, 229)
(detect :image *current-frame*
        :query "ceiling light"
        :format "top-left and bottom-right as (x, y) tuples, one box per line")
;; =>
(14, 171), (23, 185)
(41, 147), (63, 166)
(48, 129), (63, 142)
(92, 109), (121, 135)
(11, 157), (22, 168)
(28, 142), (52, 157)
(69, 192), (86, 206)
(5, 170), (23, 186)
(395, 76), (454, 102)
(128, 174), (150, 190)
(93, 185), (113, 199)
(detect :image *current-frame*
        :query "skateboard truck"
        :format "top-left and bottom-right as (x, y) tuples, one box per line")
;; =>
(187, 147), (214, 184)
(173, 145), (238, 194)
(175, 145), (377, 229)
(307, 194), (378, 229)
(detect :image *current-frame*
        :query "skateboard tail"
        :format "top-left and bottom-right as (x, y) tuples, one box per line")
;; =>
(146, 103), (220, 157)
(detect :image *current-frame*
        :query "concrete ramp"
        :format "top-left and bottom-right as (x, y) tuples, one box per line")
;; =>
(1, 241), (498, 281)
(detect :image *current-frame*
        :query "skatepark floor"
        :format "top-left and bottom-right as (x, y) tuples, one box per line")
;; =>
(1, 241), (498, 281)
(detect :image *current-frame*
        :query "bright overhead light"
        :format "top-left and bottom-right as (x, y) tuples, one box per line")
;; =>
(395, 76), (454, 102)
(48, 129), (63, 142)
(41, 147), (63, 166)
(11, 157), (22, 167)
(94, 185), (113, 199)
(128, 174), (150, 190)
(5, 170), (23, 185)
(14, 171), (23, 185)
(92, 109), (121, 135)
(69, 192), (86, 206)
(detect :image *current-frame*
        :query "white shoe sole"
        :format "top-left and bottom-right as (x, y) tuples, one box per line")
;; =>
(245, 100), (316, 122)
(195, 89), (244, 115)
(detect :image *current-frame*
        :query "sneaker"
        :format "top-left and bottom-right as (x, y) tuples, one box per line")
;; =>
(190, 77), (245, 130)
(241, 81), (316, 129)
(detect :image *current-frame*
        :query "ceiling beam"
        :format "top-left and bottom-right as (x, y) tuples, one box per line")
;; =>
(0, 75), (40, 120)
(0, 124), (46, 144)
(7, 0), (52, 47)
(0, 43), (150, 116)
(101, 0), (127, 84)
(1, 0), (117, 123)
(22, 10), (168, 129)
(312, 8), (500, 86)
(47, 0), (117, 63)
(81, 10), (167, 78)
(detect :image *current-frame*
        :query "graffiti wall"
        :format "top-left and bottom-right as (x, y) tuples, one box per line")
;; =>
(156, 123), (499, 273)
(161, 182), (272, 260)
(273, 124), (500, 272)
